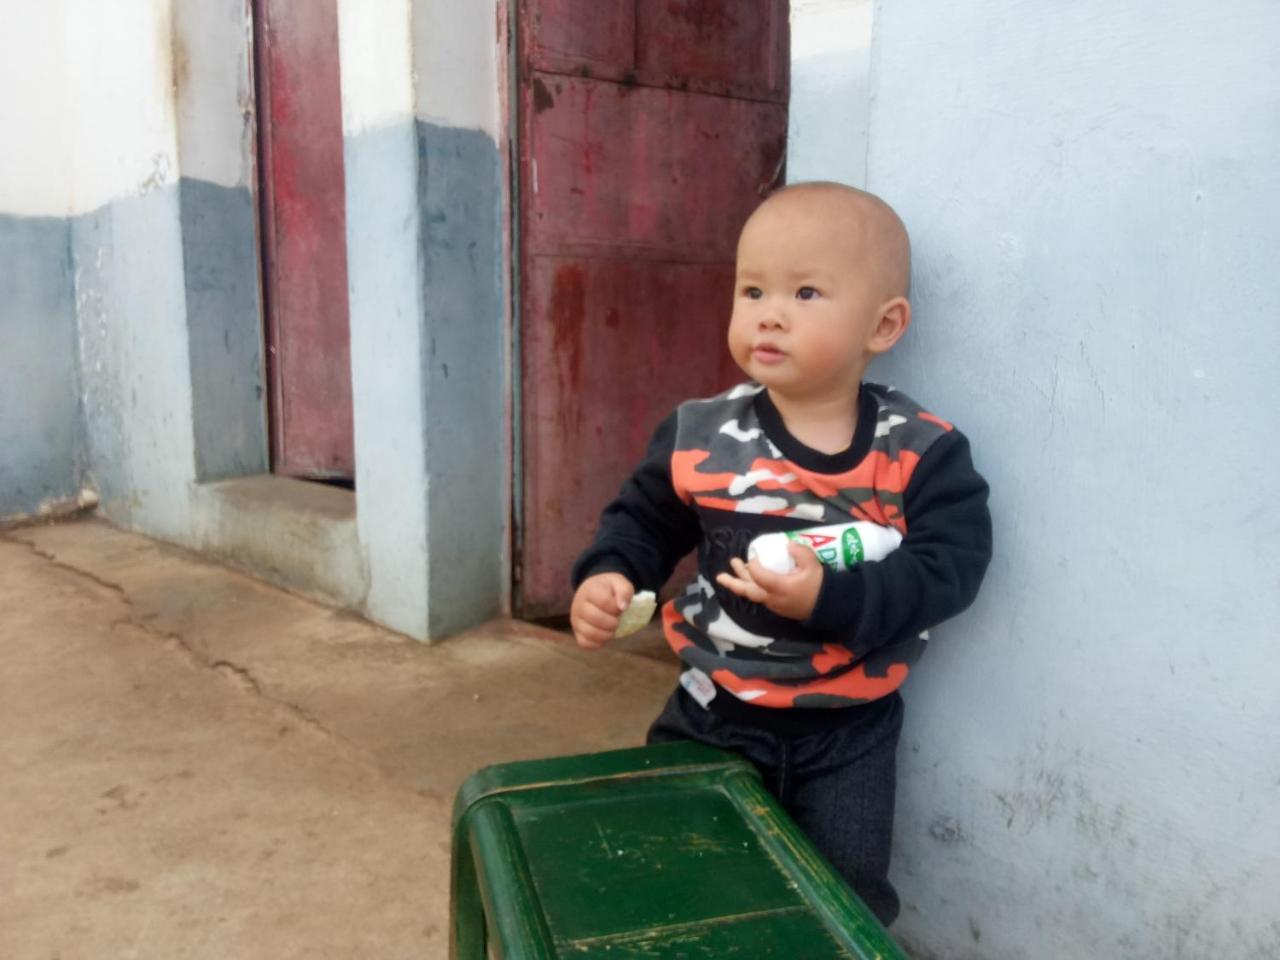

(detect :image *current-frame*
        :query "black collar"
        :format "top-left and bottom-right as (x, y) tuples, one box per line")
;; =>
(753, 385), (878, 474)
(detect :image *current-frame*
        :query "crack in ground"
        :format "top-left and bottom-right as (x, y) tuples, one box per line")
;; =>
(5, 532), (354, 750)
(211, 659), (264, 695)
(3, 534), (134, 603)
(107, 617), (353, 748)
(205, 658), (346, 743)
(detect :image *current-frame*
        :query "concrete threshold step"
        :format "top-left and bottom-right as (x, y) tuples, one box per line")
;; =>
(192, 474), (365, 611)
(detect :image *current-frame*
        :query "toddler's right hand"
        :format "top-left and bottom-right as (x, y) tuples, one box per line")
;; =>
(570, 573), (635, 650)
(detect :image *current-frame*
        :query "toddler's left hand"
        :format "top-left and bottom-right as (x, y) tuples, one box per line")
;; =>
(716, 541), (824, 621)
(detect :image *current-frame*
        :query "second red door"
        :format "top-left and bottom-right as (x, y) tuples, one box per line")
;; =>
(517, 0), (790, 616)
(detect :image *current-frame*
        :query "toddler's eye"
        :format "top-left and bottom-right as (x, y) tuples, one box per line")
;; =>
(743, 286), (763, 300)
(796, 286), (819, 301)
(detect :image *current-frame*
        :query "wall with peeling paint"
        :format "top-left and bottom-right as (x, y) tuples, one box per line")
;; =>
(792, 1), (1280, 955)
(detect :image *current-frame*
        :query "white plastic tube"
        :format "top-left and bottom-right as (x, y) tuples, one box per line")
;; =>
(748, 521), (903, 574)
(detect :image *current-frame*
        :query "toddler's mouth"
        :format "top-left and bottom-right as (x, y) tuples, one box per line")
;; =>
(752, 343), (787, 364)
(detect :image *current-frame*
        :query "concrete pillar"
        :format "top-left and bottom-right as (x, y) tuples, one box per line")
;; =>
(338, 0), (508, 639)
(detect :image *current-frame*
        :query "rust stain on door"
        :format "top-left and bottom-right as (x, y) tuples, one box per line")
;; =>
(549, 264), (586, 434)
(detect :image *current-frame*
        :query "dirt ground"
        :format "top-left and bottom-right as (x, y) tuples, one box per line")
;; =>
(0, 519), (678, 959)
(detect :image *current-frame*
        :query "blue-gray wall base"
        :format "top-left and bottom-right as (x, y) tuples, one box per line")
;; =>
(179, 178), (268, 482)
(0, 213), (82, 520)
(417, 120), (505, 637)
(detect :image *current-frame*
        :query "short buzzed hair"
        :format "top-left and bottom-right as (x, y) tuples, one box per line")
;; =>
(757, 181), (912, 299)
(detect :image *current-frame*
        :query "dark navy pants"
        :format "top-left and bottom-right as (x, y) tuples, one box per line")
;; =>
(647, 686), (904, 926)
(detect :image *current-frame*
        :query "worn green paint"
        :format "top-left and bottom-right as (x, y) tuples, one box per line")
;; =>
(451, 742), (908, 959)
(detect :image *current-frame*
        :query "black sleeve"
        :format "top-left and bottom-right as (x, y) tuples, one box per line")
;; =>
(803, 430), (993, 656)
(570, 411), (703, 593)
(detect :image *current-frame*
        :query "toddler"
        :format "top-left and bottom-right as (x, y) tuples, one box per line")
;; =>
(569, 182), (993, 925)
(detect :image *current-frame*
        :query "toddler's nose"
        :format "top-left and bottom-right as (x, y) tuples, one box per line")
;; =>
(759, 308), (785, 330)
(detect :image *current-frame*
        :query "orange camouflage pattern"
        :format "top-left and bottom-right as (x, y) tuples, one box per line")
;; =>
(661, 382), (950, 708)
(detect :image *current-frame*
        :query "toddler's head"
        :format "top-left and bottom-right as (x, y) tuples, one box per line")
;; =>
(727, 182), (912, 405)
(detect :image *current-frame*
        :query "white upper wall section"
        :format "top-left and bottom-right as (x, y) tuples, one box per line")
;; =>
(3, 0), (501, 217)
(412, 0), (501, 138)
(172, 0), (255, 190)
(788, 0), (873, 186)
(0, 3), (72, 216)
(338, 0), (500, 139)
(65, 0), (181, 214)
(1, 0), (257, 216)
(337, 0), (416, 135)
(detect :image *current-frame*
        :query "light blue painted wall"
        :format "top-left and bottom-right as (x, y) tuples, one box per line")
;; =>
(815, 1), (1280, 956)
(0, 215), (82, 519)
(344, 120), (432, 637)
(343, 118), (506, 639)
(72, 184), (200, 540)
(3, 177), (261, 530)
(61, 189), (264, 518)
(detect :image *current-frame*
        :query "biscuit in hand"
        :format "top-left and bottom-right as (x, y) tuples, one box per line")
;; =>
(614, 590), (657, 638)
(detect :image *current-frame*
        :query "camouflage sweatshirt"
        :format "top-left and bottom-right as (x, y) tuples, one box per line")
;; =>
(573, 382), (992, 730)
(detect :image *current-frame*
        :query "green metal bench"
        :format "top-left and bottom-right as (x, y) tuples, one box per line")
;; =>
(451, 741), (909, 958)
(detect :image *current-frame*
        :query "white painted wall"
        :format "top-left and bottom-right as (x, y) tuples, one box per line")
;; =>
(64, 0), (181, 213)
(794, 1), (1280, 956)
(337, 0), (416, 135)
(0, 0), (247, 215)
(337, 0), (500, 136)
(0, 4), (72, 216)
(172, 0), (255, 190)
(788, 0), (873, 186)
(413, 0), (501, 136)
(0, 0), (180, 216)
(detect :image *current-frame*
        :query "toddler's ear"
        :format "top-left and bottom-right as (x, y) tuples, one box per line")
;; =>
(867, 296), (911, 355)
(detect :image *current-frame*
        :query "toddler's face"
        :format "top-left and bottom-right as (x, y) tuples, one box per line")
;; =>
(727, 200), (888, 403)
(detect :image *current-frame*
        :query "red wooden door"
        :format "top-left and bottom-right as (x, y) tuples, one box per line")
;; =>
(254, 0), (355, 480)
(517, 0), (789, 617)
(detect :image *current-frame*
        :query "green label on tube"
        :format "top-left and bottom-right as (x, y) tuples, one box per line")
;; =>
(841, 528), (865, 567)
